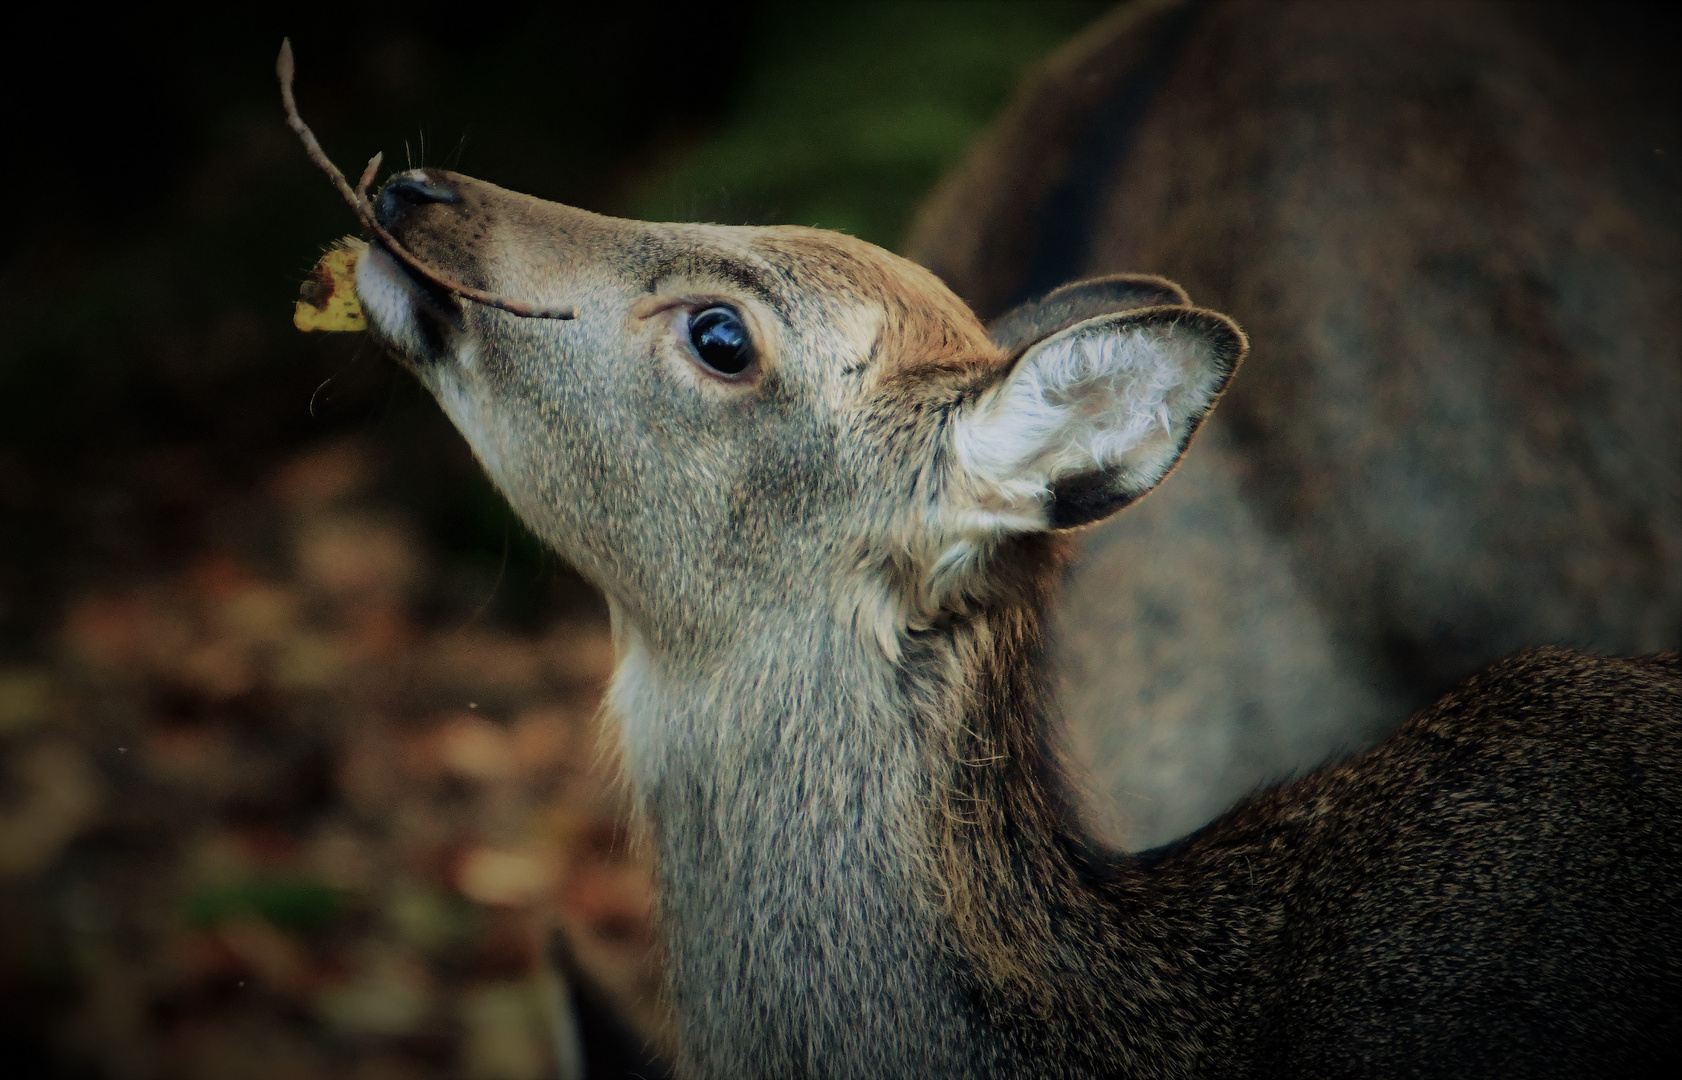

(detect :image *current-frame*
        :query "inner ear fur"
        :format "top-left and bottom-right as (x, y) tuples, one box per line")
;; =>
(987, 274), (1193, 360)
(1032, 306), (1245, 531)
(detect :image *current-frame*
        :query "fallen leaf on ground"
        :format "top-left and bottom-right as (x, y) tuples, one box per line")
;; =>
(457, 848), (554, 908)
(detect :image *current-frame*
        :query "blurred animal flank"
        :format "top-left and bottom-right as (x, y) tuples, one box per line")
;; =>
(910, 0), (1682, 848)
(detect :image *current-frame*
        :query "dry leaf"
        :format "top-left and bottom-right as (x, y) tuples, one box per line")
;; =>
(294, 238), (367, 332)
(0, 667), (53, 734)
(437, 715), (517, 782)
(0, 739), (101, 878)
(457, 848), (554, 908)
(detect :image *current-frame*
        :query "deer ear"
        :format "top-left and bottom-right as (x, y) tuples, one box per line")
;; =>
(948, 306), (1246, 533)
(987, 274), (1192, 360)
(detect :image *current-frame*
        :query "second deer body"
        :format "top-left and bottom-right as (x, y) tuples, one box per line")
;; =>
(353, 167), (1681, 1078)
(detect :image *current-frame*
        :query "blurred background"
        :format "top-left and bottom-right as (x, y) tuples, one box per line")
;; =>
(0, 4), (1112, 1077)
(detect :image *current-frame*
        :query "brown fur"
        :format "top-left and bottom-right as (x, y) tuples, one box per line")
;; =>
(917, 554), (1682, 1075)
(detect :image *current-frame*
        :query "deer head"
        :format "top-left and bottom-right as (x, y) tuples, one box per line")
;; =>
(357, 170), (1244, 671)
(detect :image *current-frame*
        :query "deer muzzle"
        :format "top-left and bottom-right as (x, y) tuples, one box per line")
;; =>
(356, 169), (477, 362)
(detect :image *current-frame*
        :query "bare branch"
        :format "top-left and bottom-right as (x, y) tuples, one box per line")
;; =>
(277, 39), (577, 321)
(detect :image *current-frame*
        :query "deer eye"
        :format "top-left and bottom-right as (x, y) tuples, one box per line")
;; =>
(687, 306), (754, 376)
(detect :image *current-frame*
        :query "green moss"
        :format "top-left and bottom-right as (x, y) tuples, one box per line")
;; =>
(622, 1), (1106, 249)
(182, 877), (346, 935)
(387, 884), (482, 958)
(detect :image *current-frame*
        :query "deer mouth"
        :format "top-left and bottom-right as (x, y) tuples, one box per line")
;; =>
(355, 241), (465, 366)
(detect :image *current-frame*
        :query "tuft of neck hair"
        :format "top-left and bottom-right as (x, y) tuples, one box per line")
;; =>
(354, 167), (1682, 1079)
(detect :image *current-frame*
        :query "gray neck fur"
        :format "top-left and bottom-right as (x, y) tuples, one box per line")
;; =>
(608, 603), (1007, 1079)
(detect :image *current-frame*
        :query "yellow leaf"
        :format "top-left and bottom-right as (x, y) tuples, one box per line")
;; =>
(294, 237), (367, 333)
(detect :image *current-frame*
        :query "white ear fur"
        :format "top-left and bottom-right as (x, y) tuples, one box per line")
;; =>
(947, 308), (1244, 534)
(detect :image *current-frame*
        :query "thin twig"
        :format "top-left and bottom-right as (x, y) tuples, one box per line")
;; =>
(277, 39), (576, 321)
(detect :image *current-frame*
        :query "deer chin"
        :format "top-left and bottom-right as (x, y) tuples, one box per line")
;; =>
(355, 242), (467, 368)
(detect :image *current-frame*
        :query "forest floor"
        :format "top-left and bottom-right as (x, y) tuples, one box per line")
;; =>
(1, 432), (663, 1080)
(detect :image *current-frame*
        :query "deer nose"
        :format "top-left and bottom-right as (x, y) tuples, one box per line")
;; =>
(373, 172), (460, 229)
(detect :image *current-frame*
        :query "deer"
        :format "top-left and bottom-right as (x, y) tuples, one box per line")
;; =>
(910, 0), (1682, 851)
(345, 164), (1681, 1078)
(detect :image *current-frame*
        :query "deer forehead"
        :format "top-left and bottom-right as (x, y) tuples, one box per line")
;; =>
(472, 207), (995, 382)
(370, 170), (1002, 405)
(741, 229), (998, 378)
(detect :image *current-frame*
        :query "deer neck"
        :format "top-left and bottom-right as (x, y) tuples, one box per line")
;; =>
(607, 592), (1005, 1078)
(600, 545), (1225, 1078)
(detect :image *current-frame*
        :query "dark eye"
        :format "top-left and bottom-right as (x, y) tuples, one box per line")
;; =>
(688, 306), (754, 376)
